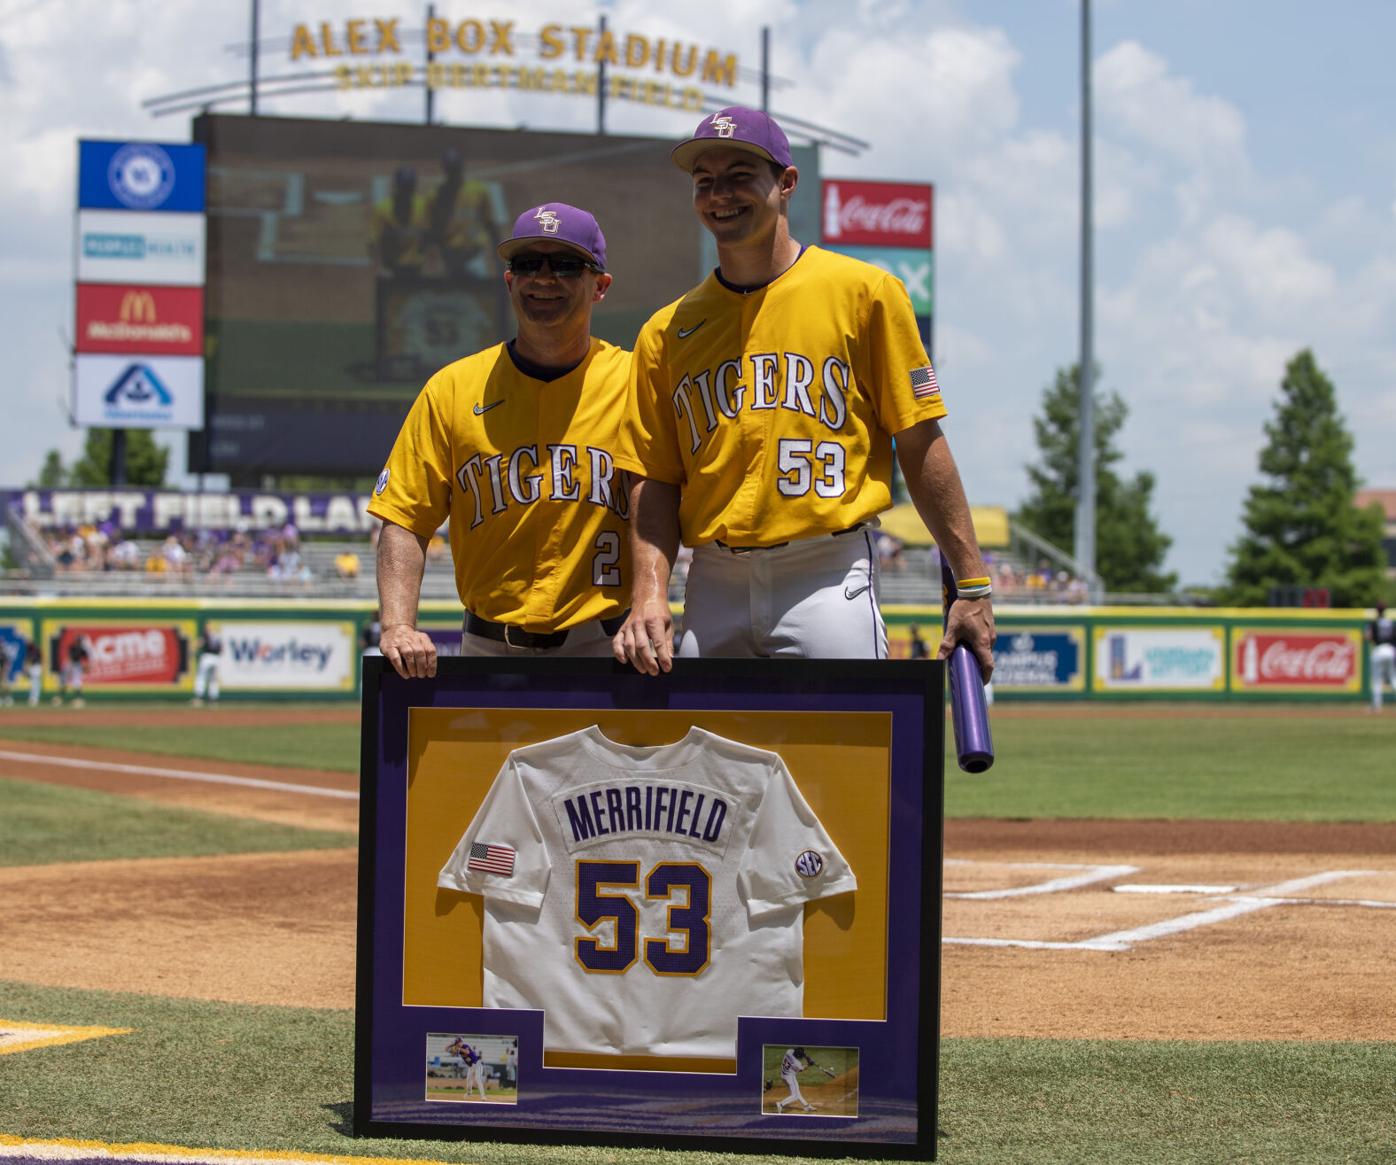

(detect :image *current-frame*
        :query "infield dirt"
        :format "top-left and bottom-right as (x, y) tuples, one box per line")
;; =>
(1, 727), (1392, 1042)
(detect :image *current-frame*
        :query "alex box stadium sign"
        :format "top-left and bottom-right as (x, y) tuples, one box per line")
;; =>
(288, 14), (739, 106)
(1232, 629), (1362, 692)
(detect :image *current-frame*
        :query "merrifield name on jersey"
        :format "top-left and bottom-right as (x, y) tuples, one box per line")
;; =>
(455, 443), (629, 529)
(559, 780), (730, 847)
(671, 353), (851, 454)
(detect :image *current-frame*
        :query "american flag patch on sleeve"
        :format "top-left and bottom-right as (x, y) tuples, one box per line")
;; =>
(910, 364), (941, 400)
(466, 841), (516, 876)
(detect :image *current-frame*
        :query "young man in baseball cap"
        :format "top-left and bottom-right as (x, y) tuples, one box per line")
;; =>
(612, 107), (995, 676)
(370, 202), (633, 675)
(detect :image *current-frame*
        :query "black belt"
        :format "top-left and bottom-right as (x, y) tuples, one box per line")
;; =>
(714, 523), (867, 553)
(465, 610), (628, 650)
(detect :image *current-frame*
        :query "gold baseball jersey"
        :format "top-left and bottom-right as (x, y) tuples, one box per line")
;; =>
(615, 246), (947, 548)
(367, 339), (632, 631)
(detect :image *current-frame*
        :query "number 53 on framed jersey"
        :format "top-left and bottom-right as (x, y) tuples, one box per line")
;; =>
(354, 657), (946, 1160)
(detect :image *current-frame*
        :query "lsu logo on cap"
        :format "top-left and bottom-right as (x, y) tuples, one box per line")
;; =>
(793, 849), (824, 879)
(375, 468), (390, 495)
(534, 207), (561, 234)
(711, 114), (737, 138)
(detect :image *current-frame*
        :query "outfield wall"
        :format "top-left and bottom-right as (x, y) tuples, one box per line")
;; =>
(0, 597), (1376, 702)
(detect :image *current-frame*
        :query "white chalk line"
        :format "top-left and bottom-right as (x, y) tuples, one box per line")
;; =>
(946, 865), (1396, 952)
(945, 860), (1140, 899)
(0, 748), (358, 801)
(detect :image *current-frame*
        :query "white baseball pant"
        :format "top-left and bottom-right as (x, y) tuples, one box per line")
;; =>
(679, 526), (886, 659)
(1372, 644), (1396, 710)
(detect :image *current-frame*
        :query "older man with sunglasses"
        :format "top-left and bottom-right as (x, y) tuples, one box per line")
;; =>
(369, 203), (633, 675)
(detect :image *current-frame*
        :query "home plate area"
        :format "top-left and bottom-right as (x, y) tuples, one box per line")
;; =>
(942, 858), (1396, 952)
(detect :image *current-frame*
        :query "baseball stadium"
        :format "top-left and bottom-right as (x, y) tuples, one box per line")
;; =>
(3, 5), (1395, 1165)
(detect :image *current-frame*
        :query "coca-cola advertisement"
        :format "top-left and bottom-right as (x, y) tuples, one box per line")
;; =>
(1231, 629), (1361, 692)
(821, 180), (933, 248)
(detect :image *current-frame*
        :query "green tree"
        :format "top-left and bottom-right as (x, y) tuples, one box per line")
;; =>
(68, 429), (169, 488)
(31, 450), (69, 488)
(1014, 364), (1177, 593)
(1225, 349), (1385, 607)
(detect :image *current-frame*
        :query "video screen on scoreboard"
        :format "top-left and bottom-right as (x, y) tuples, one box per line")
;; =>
(192, 113), (817, 477)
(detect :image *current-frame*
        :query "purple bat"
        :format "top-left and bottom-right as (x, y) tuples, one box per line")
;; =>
(940, 558), (995, 773)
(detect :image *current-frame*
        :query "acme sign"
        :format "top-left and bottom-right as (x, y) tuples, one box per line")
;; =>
(289, 16), (740, 91)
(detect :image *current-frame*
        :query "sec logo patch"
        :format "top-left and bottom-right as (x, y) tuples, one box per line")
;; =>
(794, 849), (824, 879)
(375, 468), (390, 495)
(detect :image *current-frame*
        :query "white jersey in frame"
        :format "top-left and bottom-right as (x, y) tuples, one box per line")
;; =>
(437, 725), (857, 1059)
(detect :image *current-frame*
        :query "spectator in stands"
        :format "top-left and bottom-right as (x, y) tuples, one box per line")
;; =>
(335, 549), (362, 579)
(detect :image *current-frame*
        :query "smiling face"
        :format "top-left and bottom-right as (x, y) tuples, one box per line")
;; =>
(503, 241), (610, 331)
(689, 146), (797, 249)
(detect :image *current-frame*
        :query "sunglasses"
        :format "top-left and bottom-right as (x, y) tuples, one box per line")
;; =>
(508, 253), (600, 277)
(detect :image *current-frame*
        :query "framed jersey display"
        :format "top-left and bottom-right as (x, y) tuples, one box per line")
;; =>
(354, 657), (945, 1159)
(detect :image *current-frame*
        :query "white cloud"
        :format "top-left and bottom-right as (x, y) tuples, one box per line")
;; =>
(1094, 39), (1247, 173)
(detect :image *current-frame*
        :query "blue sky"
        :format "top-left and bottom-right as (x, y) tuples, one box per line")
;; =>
(3, 0), (1394, 586)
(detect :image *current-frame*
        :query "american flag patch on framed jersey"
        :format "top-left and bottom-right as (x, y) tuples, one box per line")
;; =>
(466, 841), (515, 876)
(910, 364), (941, 400)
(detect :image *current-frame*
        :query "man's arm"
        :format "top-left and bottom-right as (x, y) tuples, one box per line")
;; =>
(376, 520), (438, 678)
(613, 477), (681, 676)
(894, 417), (996, 681)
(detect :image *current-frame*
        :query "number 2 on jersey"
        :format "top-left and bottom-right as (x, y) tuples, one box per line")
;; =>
(574, 859), (711, 976)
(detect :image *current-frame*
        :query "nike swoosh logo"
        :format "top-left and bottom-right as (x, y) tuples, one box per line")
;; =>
(844, 583), (870, 600)
(473, 400), (505, 415)
(677, 320), (707, 338)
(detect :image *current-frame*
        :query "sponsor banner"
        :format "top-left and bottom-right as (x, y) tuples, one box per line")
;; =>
(825, 245), (934, 315)
(73, 354), (205, 430)
(0, 623), (29, 686)
(78, 140), (206, 213)
(1231, 627), (1362, 693)
(992, 628), (1086, 692)
(219, 621), (357, 691)
(75, 284), (204, 355)
(2, 488), (378, 535)
(821, 179), (933, 248)
(77, 210), (205, 286)
(46, 622), (193, 687)
(1092, 627), (1225, 692)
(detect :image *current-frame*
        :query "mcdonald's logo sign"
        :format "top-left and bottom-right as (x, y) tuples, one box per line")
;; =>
(118, 290), (159, 325)
(75, 284), (203, 355)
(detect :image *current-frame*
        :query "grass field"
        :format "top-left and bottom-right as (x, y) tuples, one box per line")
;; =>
(1, 979), (1391, 1164)
(1, 704), (1392, 1163)
(1, 703), (1391, 821)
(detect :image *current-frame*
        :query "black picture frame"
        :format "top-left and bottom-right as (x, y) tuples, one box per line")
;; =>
(354, 656), (944, 1159)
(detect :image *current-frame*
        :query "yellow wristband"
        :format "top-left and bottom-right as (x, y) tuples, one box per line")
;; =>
(955, 576), (991, 589)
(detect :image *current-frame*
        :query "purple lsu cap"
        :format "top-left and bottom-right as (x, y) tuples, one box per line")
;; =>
(671, 106), (794, 173)
(496, 203), (607, 270)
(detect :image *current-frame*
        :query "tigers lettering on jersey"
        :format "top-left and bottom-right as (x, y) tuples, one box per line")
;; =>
(557, 780), (731, 848)
(456, 443), (629, 529)
(672, 353), (849, 454)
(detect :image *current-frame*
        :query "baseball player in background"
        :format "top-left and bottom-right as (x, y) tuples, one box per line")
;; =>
(369, 204), (632, 676)
(1369, 602), (1396, 711)
(612, 106), (994, 677)
(775, 1046), (817, 1113)
(446, 1037), (488, 1100)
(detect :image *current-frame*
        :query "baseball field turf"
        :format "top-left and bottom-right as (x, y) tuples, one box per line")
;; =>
(0, 703), (1392, 1163)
